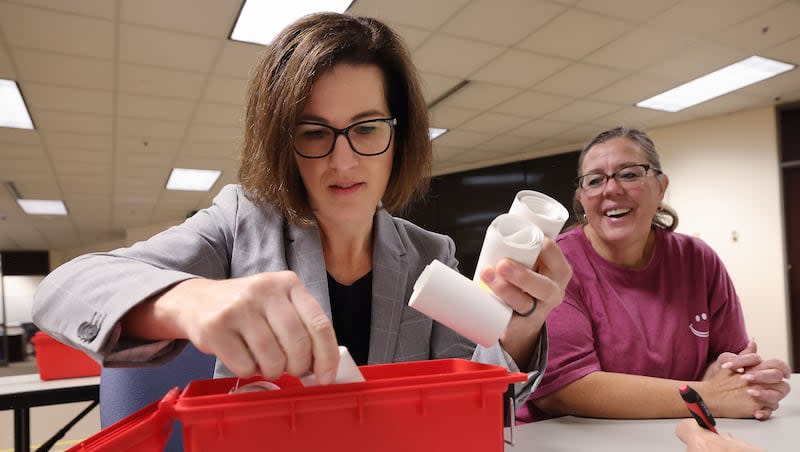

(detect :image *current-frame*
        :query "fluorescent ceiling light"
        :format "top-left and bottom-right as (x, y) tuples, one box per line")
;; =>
(166, 168), (221, 191)
(636, 56), (795, 112)
(17, 199), (67, 215)
(429, 128), (448, 140)
(231, 0), (354, 45)
(0, 79), (34, 129)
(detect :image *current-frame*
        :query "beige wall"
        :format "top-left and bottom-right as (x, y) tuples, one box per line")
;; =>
(650, 107), (791, 364)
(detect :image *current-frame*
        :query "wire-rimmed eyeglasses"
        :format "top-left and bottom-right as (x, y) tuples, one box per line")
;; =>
(293, 117), (397, 159)
(576, 163), (663, 195)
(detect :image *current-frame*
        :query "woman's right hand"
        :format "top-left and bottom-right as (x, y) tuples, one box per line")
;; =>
(122, 271), (340, 382)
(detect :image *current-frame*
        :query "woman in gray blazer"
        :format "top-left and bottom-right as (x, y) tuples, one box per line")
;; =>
(33, 13), (571, 401)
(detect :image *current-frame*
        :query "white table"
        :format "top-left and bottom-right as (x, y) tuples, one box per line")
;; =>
(0, 373), (100, 452)
(505, 374), (800, 451)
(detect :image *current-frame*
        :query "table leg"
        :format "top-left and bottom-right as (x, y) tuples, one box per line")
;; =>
(14, 406), (31, 452)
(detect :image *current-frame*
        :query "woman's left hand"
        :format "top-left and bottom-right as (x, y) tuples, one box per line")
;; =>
(479, 238), (572, 366)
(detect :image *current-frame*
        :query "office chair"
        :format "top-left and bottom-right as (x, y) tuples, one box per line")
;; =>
(99, 343), (215, 451)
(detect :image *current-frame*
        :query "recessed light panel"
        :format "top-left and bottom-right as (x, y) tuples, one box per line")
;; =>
(231, 0), (354, 45)
(636, 56), (795, 112)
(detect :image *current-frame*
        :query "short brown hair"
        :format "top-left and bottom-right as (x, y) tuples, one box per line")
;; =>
(573, 127), (678, 231)
(238, 13), (431, 224)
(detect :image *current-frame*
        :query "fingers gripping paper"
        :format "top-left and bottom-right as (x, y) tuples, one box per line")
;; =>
(409, 191), (567, 347)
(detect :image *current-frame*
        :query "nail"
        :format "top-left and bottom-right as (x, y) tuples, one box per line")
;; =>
(741, 373), (755, 381)
(747, 388), (760, 397)
(721, 362), (733, 369)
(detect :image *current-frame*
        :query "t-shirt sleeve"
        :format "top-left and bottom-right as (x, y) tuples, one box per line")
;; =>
(530, 279), (601, 400)
(705, 246), (749, 358)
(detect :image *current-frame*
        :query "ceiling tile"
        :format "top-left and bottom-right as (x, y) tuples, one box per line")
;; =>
(429, 105), (481, 129)
(42, 132), (111, 151)
(647, 0), (782, 36)
(639, 42), (748, 85)
(458, 112), (530, 134)
(14, 49), (112, 90)
(120, 0), (241, 36)
(763, 35), (800, 65)
(681, 92), (771, 118)
(203, 76), (249, 104)
(711, 1), (800, 52)
(588, 74), (679, 105)
(474, 134), (537, 155)
(418, 72), (463, 104)
(117, 118), (187, 139)
(544, 100), (623, 123)
(433, 129), (493, 149)
(738, 68), (800, 100)
(534, 63), (626, 97)
(509, 119), (576, 139)
(49, 147), (111, 164)
(0, 3), (113, 58)
(184, 124), (242, 143)
(23, 82), (112, 115)
(471, 49), (570, 88)
(0, 45), (15, 79)
(585, 29), (695, 72)
(194, 102), (246, 126)
(120, 24), (221, 72)
(392, 25), (431, 51)
(441, 0), (565, 46)
(0, 222), (48, 249)
(590, 106), (678, 130)
(438, 82), (520, 110)
(493, 90), (574, 118)
(576, 0), (679, 22)
(33, 111), (112, 135)
(348, 0), (471, 30)
(413, 35), (504, 78)
(117, 137), (181, 159)
(119, 64), (206, 100)
(179, 141), (240, 159)
(12, 0), (114, 19)
(214, 41), (264, 78)
(0, 131), (41, 151)
(517, 9), (630, 60)
(118, 94), (195, 121)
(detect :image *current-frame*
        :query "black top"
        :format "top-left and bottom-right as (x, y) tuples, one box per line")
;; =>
(327, 271), (373, 365)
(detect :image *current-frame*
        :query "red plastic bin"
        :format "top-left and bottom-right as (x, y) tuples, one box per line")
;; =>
(31, 332), (101, 380)
(69, 358), (525, 452)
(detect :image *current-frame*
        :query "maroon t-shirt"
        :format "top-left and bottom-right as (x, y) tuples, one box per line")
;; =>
(518, 226), (748, 422)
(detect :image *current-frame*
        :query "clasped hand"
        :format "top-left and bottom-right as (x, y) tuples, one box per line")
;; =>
(704, 339), (791, 419)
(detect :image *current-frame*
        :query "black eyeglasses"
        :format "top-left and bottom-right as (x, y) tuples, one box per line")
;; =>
(576, 163), (663, 195)
(293, 117), (397, 159)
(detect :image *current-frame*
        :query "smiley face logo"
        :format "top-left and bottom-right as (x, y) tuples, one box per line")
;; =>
(689, 312), (709, 338)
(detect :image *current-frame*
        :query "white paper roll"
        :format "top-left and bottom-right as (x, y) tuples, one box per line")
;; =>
(509, 190), (569, 240)
(409, 259), (511, 348)
(473, 213), (544, 283)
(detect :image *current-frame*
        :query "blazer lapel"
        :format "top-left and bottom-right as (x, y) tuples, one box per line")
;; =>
(284, 220), (332, 319)
(368, 208), (408, 364)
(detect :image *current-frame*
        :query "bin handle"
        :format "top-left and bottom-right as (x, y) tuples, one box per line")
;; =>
(157, 386), (182, 417)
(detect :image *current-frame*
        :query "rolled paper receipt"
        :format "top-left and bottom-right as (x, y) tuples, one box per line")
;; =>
(409, 259), (512, 348)
(508, 190), (569, 240)
(300, 346), (365, 386)
(473, 213), (544, 286)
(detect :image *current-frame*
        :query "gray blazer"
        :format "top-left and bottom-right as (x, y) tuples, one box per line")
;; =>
(33, 185), (545, 397)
